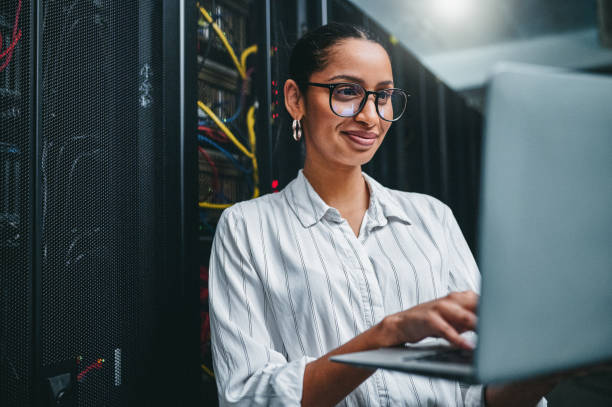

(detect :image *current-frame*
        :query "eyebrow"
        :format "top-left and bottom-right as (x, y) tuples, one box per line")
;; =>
(326, 74), (394, 87)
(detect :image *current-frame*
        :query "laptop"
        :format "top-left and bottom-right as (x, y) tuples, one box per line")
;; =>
(330, 64), (612, 384)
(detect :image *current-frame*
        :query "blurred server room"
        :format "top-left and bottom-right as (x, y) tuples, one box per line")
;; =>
(1, 0), (611, 406)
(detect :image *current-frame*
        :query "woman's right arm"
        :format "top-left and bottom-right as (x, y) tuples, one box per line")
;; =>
(301, 291), (479, 407)
(210, 209), (319, 406)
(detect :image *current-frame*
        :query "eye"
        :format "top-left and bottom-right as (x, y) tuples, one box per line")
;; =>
(334, 84), (362, 98)
(377, 90), (390, 101)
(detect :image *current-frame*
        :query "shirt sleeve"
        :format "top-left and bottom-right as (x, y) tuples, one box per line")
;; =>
(209, 207), (315, 406)
(443, 205), (547, 407)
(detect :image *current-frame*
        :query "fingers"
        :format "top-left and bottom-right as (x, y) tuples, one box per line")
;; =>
(435, 300), (478, 332)
(446, 291), (479, 313)
(390, 291), (480, 347)
(430, 313), (474, 350)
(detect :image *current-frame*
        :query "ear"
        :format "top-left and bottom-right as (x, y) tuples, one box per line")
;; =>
(284, 79), (304, 120)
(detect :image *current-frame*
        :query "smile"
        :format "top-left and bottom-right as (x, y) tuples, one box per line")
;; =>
(342, 131), (378, 147)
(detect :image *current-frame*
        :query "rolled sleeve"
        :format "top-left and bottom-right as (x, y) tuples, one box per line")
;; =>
(209, 207), (314, 406)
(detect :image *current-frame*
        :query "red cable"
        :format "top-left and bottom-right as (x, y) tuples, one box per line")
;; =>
(198, 126), (222, 135)
(205, 133), (229, 144)
(200, 265), (209, 282)
(0, 31), (20, 59)
(77, 359), (104, 382)
(198, 146), (220, 192)
(0, 0), (22, 73)
(198, 126), (229, 143)
(0, 0), (21, 58)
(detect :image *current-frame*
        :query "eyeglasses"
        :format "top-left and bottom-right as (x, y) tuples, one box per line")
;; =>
(306, 82), (409, 122)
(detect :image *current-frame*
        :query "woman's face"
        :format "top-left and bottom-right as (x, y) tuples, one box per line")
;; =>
(302, 38), (394, 169)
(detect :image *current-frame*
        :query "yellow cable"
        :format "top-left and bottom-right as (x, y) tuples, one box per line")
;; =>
(196, 6), (259, 208)
(198, 5), (246, 79)
(198, 104), (259, 208)
(197, 101), (254, 159)
(201, 363), (215, 377)
(199, 202), (232, 209)
(240, 45), (258, 72)
(247, 105), (260, 198)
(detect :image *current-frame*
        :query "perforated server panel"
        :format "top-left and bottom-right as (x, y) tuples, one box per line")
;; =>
(0, 1), (199, 406)
(1, 0), (33, 405)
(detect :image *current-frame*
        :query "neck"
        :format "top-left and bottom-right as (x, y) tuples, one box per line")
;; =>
(302, 157), (369, 214)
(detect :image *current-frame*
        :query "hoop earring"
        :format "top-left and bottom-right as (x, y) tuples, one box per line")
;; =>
(292, 119), (302, 141)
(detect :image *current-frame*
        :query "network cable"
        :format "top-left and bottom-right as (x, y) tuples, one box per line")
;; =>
(197, 134), (251, 174)
(198, 100), (253, 158)
(201, 363), (215, 378)
(0, 0), (22, 73)
(197, 103), (259, 209)
(198, 4), (246, 79)
(199, 124), (231, 143)
(198, 146), (220, 192)
(197, 3), (259, 209)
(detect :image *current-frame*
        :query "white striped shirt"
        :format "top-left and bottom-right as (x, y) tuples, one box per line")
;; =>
(209, 170), (543, 406)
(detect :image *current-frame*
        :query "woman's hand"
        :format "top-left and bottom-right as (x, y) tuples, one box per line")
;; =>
(377, 290), (479, 349)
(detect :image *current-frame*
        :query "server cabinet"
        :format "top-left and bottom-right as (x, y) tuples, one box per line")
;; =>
(0, 1), (198, 405)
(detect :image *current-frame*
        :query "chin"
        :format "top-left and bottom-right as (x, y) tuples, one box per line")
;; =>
(337, 149), (378, 168)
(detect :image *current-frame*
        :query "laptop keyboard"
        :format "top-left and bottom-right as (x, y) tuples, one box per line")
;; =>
(417, 349), (474, 365)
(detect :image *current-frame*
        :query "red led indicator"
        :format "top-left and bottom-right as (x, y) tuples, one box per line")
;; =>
(271, 180), (279, 189)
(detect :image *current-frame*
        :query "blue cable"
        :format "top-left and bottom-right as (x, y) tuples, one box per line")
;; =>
(223, 101), (242, 123)
(199, 92), (243, 125)
(198, 210), (216, 234)
(198, 134), (252, 174)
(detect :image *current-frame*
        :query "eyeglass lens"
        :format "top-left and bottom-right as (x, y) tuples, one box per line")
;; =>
(331, 84), (406, 121)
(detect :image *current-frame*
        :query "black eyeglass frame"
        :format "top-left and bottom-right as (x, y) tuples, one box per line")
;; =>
(306, 82), (409, 122)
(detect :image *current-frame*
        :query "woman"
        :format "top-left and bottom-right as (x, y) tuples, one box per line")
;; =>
(209, 22), (555, 406)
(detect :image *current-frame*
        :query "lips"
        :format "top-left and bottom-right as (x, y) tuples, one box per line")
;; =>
(342, 130), (378, 147)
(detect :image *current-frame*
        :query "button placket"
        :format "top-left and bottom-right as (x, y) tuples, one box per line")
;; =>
(340, 222), (386, 327)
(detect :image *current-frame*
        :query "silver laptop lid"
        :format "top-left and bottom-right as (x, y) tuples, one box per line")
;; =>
(475, 64), (612, 383)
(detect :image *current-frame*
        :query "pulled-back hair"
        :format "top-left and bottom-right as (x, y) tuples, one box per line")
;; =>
(288, 22), (387, 92)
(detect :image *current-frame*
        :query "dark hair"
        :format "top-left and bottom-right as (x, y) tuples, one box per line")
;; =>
(288, 22), (387, 92)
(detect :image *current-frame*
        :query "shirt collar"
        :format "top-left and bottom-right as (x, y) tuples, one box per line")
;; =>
(284, 170), (412, 228)
(362, 172), (413, 227)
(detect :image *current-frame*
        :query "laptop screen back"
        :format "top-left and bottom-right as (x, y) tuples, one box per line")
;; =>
(475, 65), (612, 383)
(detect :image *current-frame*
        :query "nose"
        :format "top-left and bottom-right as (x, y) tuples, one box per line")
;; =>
(354, 93), (378, 125)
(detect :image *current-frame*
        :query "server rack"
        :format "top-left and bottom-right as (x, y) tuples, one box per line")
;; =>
(0, 1), (199, 405)
(193, 1), (263, 403)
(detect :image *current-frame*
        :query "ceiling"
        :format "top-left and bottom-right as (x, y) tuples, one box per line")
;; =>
(347, 0), (612, 91)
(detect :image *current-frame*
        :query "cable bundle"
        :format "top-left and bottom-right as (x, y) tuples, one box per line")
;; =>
(197, 3), (259, 209)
